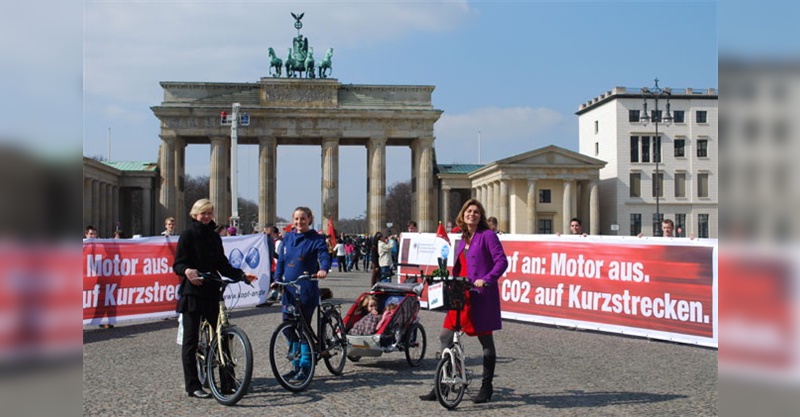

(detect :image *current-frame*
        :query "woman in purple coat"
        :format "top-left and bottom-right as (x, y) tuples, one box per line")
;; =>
(420, 199), (509, 404)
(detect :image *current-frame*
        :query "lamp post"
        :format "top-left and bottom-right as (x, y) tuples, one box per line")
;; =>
(220, 103), (250, 229)
(639, 78), (672, 236)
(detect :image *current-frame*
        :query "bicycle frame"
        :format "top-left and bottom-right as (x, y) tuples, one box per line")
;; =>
(439, 331), (470, 387)
(276, 276), (339, 358)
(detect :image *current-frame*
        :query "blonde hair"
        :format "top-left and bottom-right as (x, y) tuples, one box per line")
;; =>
(361, 295), (378, 310)
(189, 198), (214, 217)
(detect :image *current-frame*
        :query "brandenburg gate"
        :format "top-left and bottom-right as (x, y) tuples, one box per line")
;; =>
(151, 78), (443, 233)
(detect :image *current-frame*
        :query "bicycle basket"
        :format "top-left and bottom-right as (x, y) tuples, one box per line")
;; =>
(441, 280), (467, 311)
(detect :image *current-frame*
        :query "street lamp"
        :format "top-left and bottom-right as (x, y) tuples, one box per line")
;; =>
(220, 103), (250, 229)
(639, 78), (672, 236)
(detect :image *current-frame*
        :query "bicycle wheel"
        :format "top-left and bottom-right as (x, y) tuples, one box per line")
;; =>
(321, 309), (348, 375)
(207, 326), (253, 406)
(403, 322), (426, 367)
(196, 323), (210, 389)
(269, 322), (316, 392)
(435, 352), (465, 409)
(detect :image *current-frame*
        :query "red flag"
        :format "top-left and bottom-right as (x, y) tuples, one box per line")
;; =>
(282, 224), (293, 232)
(328, 217), (337, 247)
(436, 221), (450, 245)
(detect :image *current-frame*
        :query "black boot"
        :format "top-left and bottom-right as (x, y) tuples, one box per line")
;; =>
(473, 354), (496, 404)
(419, 388), (436, 401)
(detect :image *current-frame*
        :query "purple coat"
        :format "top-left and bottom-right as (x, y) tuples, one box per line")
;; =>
(452, 228), (509, 333)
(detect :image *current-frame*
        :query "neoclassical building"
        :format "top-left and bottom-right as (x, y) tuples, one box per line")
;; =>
(151, 78), (442, 234)
(82, 157), (159, 237)
(437, 145), (606, 235)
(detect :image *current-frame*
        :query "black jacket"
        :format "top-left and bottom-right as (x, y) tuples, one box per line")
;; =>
(173, 219), (246, 302)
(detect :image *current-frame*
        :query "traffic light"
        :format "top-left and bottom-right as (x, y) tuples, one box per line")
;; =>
(220, 111), (228, 124)
(241, 112), (250, 125)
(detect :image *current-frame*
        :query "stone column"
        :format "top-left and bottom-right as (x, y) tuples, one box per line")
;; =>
(112, 185), (119, 234)
(499, 179), (509, 232)
(100, 183), (109, 236)
(83, 177), (92, 226)
(258, 136), (278, 227)
(417, 137), (435, 231)
(527, 179), (537, 234)
(492, 182), (500, 218)
(321, 137), (340, 231)
(441, 186), (451, 224)
(589, 179), (600, 235)
(174, 136), (187, 229)
(142, 183), (152, 236)
(92, 179), (100, 233)
(210, 136), (230, 227)
(562, 180), (574, 233)
(367, 137), (387, 235)
(158, 135), (176, 228)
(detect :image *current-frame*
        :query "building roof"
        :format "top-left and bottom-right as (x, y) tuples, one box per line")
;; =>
(102, 161), (158, 172)
(576, 86), (718, 115)
(437, 164), (484, 174)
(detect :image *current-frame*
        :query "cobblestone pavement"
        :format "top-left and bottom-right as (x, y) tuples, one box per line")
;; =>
(83, 270), (717, 416)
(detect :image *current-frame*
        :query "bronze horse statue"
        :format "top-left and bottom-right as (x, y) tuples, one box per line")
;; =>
(268, 47), (282, 78)
(318, 48), (334, 79)
(285, 47), (315, 78)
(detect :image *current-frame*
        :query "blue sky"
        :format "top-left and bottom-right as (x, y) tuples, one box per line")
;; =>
(2, 1), (719, 221)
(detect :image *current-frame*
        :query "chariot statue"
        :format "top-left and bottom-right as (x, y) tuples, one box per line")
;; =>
(268, 12), (333, 79)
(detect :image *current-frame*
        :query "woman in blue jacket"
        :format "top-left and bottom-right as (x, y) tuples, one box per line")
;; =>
(420, 199), (508, 404)
(272, 206), (331, 382)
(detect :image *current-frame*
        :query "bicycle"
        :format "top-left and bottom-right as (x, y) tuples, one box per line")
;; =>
(194, 272), (254, 406)
(424, 275), (475, 410)
(268, 274), (348, 392)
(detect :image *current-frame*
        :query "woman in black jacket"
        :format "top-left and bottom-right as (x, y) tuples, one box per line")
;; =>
(173, 198), (256, 399)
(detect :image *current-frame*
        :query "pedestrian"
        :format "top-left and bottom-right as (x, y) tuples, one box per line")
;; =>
(378, 233), (392, 282)
(486, 216), (503, 234)
(557, 217), (588, 237)
(344, 239), (355, 272)
(406, 221), (418, 233)
(419, 198), (508, 404)
(172, 198), (257, 399)
(334, 238), (346, 272)
(270, 206), (331, 383)
(369, 232), (383, 286)
(161, 216), (176, 236)
(84, 225), (98, 239)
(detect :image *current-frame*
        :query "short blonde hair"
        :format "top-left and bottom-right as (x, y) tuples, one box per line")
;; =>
(189, 198), (214, 217)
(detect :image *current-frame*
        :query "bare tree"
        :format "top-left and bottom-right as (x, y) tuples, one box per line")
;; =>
(385, 180), (412, 235)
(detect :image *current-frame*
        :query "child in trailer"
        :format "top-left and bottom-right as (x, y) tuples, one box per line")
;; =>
(349, 295), (381, 335)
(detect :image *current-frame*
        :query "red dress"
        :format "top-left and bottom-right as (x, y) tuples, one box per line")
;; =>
(443, 250), (490, 336)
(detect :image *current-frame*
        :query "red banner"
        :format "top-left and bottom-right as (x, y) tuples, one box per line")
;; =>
(83, 238), (181, 323)
(400, 234), (717, 347)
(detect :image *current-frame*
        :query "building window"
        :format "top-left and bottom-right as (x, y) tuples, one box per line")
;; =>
(539, 189), (551, 203)
(594, 120), (599, 134)
(697, 139), (708, 158)
(696, 110), (708, 123)
(629, 110), (640, 123)
(651, 110), (663, 123)
(652, 212), (664, 237)
(698, 214), (709, 238)
(676, 213), (686, 237)
(630, 136), (639, 162)
(653, 136), (661, 163)
(674, 139), (685, 157)
(537, 219), (553, 234)
(641, 136), (650, 162)
(698, 173), (709, 198)
(630, 213), (642, 236)
(629, 173), (641, 197)
(594, 142), (599, 156)
(673, 110), (685, 123)
(674, 173), (686, 198)
(652, 172), (663, 198)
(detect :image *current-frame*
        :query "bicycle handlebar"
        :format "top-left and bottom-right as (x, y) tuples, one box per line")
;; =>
(423, 275), (479, 288)
(198, 271), (254, 287)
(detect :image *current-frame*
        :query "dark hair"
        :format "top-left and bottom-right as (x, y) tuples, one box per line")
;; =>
(570, 217), (582, 226)
(662, 219), (674, 227)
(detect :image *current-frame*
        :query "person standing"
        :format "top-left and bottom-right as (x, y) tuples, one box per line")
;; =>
(486, 216), (503, 234)
(334, 238), (346, 272)
(173, 198), (257, 399)
(406, 221), (418, 233)
(369, 232), (383, 286)
(377, 234), (393, 282)
(161, 217), (176, 236)
(84, 225), (98, 239)
(661, 219), (675, 237)
(420, 198), (508, 404)
(271, 206), (331, 383)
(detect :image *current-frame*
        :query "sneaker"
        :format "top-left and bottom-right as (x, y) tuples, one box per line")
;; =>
(289, 369), (309, 384)
(281, 369), (298, 380)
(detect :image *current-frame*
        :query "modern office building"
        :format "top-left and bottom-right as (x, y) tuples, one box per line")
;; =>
(576, 86), (718, 237)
